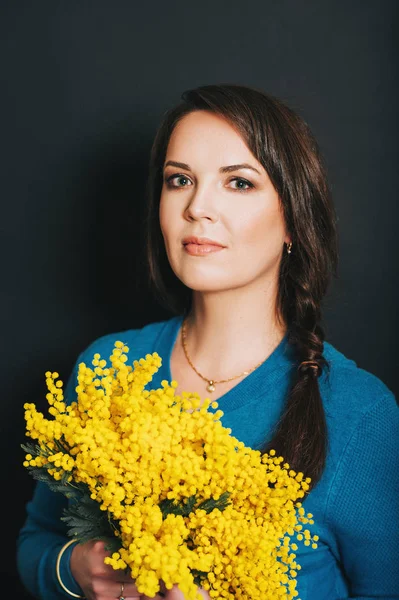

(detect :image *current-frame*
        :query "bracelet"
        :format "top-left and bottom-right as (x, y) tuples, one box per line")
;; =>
(55, 538), (85, 599)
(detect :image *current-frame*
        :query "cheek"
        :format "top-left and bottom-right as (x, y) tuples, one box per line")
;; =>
(237, 205), (285, 249)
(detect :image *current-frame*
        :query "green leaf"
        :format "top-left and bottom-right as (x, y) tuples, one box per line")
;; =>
(61, 493), (119, 545)
(53, 437), (70, 454)
(21, 442), (42, 457)
(159, 492), (231, 520)
(197, 491), (231, 514)
(159, 495), (198, 519)
(23, 466), (84, 499)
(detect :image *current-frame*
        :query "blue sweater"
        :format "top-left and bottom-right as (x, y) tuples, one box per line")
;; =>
(17, 315), (399, 599)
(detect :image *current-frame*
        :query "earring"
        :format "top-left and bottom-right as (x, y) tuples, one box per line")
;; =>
(286, 242), (292, 255)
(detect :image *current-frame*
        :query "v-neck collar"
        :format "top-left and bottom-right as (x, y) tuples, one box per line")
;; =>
(153, 314), (296, 414)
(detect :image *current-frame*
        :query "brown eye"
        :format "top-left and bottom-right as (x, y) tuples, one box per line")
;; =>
(165, 174), (192, 188)
(228, 177), (255, 192)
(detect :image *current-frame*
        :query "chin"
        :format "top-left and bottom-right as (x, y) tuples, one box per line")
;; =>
(180, 277), (227, 293)
(173, 269), (230, 293)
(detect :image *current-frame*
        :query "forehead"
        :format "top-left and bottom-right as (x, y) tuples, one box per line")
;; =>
(166, 110), (262, 170)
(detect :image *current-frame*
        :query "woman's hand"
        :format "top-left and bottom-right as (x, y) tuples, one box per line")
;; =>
(70, 540), (154, 600)
(159, 585), (210, 600)
(70, 540), (209, 600)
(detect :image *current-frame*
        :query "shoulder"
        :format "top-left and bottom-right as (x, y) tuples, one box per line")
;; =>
(315, 343), (398, 521)
(320, 339), (397, 433)
(322, 344), (399, 535)
(63, 315), (179, 405)
(77, 316), (177, 365)
(323, 340), (394, 394)
(70, 317), (179, 373)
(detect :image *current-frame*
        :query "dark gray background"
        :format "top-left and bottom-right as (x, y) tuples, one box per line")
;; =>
(1, 2), (397, 597)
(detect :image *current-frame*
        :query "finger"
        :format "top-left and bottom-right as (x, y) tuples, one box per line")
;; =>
(114, 581), (141, 599)
(140, 579), (167, 598)
(141, 583), (167, 598)
(161, 585), (185, 599)
(160, 586), (210, 600)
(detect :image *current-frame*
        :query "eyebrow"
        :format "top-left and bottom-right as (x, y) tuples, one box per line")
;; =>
(163, 160), (262, 176)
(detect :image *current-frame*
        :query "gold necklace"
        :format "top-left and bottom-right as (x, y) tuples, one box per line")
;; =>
(181, 318), (269, 393)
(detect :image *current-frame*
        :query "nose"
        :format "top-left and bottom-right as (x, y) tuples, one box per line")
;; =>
(184, 183), (219, 223)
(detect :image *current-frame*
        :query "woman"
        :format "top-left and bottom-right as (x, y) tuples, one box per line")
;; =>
(17, 84), (399, 599)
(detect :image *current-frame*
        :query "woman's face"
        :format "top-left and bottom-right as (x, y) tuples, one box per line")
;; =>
(159, 110), (290, 294)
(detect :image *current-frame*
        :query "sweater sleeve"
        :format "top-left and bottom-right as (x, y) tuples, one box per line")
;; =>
(17, 352), (85, 599)
(16, 325), (159, 598)
(325, 391), (399, 599)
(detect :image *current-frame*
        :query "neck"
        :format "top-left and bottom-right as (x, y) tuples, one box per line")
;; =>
(182, 281), (286, 381)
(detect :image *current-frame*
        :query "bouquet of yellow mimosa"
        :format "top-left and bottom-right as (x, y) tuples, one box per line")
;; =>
(22, 341), (317, 599)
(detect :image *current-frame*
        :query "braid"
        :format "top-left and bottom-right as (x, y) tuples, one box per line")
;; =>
(264, 257), (330, 490)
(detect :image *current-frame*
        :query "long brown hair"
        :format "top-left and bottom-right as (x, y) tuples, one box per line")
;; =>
(145, 84), (338, 490)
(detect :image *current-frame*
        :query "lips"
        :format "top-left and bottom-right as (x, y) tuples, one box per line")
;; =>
(182, 236), (226, 256)
(182, 236), (225, 247)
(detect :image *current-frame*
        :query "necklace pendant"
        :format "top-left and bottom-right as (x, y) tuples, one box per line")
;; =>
(207, 380), (216, 393)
